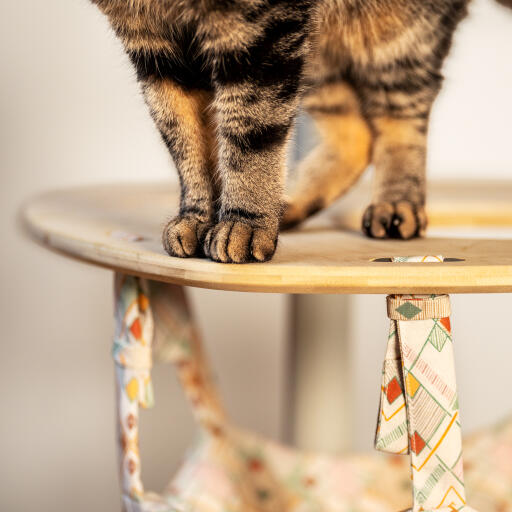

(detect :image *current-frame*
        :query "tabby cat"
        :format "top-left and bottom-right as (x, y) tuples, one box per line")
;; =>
(91, 0), (497, 263)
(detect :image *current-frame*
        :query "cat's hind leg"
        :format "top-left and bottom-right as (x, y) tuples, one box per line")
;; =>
(357, 5), (467, 241)
(281, 80), (372, 229)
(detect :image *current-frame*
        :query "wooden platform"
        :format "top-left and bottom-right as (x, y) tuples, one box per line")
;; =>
(21, 181), (512, 294)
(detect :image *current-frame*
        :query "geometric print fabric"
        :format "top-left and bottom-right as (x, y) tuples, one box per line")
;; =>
(376, 293), (477, 512)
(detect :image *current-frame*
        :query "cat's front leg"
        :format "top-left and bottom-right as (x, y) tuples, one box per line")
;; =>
(203, 10), (312, 263)
(204, 81), (296, 263)
(140, 79), (218, 257)
(91, 2), (220, 258)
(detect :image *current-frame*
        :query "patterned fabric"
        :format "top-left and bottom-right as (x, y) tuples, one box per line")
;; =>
(376, 294), (469, 511)
(392, 256), (444, 263)
(387, 294), (451, 321)
(113, 275), (155, 502)
(166, 421), (512, 512)
(376, 255), (475, 511)
(112, 273), (512, 512)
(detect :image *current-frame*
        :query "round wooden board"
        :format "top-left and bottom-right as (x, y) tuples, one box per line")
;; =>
(22, 181), (512, 294)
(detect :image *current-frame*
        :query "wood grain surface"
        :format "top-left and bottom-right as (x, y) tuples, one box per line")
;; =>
(21, 181), (512, 294)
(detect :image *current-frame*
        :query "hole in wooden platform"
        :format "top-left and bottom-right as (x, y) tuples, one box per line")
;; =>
(371, 257), (465, 263)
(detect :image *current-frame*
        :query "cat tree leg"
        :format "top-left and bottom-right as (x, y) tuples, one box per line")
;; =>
(289, 294), (353, 452)
(376, 293), (478, 511)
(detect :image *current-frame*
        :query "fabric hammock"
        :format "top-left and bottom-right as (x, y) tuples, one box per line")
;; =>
(112, 272), (512, 512)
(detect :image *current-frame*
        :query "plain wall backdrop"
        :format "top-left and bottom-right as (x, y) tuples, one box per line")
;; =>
(1, 1), (511, 511)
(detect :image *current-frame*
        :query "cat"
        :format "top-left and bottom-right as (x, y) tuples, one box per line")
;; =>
(91, 0), (483, 263)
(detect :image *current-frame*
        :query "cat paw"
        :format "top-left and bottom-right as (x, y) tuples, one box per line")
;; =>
(362, 201), (427, 240)
(162, 216), (211, 258)
(203, 220), (278, 263)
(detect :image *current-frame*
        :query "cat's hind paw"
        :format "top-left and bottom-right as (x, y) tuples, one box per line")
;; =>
(162, 216), (211, 258)
(362, 200), (427, 240)
(203, 220), (278, 263)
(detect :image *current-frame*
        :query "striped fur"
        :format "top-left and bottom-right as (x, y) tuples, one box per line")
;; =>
(91, 0), (472, 261)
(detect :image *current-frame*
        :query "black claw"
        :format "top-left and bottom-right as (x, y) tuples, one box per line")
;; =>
(389, 214), (404, 239)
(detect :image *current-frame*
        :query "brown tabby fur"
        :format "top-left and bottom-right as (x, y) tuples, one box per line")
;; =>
(91, 0), (474, 262)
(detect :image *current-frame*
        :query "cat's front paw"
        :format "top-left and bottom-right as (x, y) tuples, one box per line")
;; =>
(203, 220), (278, 263)
(162, 216), (212, 258)
(362, 200), (427, 240)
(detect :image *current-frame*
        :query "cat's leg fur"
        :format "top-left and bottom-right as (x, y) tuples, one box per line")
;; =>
(145, 81), (218, 258)
(204, 80), (300, 263)
(91, 2), (219, 257)
(93, 0), (314, 263)
(356, 1), (469, 239)
(202, 4), (314, 263)
(127, 31), (219, 258)
(360, 86), (432, 240)
(281, 80), (372, 229)
(282, 0), (468, 238)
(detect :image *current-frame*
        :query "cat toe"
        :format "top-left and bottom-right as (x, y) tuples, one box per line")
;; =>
(162, 216), (211, 258)
(362, 201), (426, 240)
(204, 220), (277, 263)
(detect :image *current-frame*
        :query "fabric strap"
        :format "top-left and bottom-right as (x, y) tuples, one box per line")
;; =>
(112, 275), (284, 512)
(113, 275), (154, 502)
(375, 258), (476, 511)
(375, 255), (477, 511)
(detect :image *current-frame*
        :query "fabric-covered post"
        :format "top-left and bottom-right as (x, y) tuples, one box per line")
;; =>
(375, 257), (477, 511)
